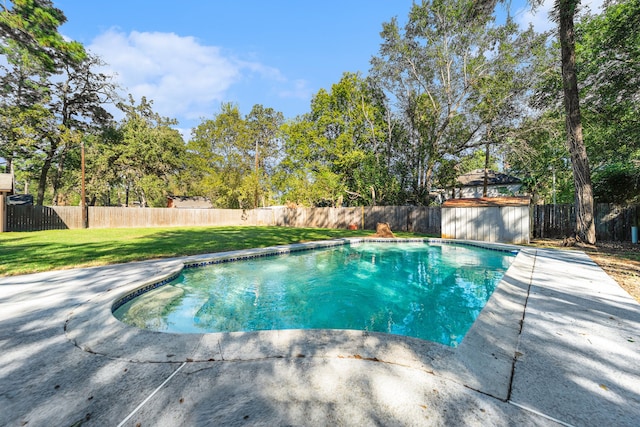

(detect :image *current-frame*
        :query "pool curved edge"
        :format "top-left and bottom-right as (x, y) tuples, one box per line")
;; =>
(112, 237), (519, 313)
(64, 238), (535, 400)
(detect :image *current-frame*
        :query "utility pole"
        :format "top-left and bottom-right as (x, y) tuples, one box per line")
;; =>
(254, 138), (259, 208)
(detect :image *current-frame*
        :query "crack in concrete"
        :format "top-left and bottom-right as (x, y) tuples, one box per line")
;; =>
(506, 249), (537, 402)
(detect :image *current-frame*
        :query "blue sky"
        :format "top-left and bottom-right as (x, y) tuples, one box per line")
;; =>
(54, 0), (604, 135)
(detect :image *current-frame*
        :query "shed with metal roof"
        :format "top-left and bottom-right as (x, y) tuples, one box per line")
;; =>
(441, 196), (531, 244)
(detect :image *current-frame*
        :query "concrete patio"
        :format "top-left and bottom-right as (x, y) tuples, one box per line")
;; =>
(1, 241), (639, 426)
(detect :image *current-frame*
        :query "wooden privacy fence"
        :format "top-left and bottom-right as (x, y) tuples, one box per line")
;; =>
(272, 206), (441, 234)
(6, 205), (83, 231)
(88, 207), (249, 228)
(532, 204), (639, 241)
(4, 205), (442, 235)
(6, 203), (639, 241)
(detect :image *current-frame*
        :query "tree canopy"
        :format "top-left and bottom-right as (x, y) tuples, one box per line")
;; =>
(0, 0), (637, 232)
(370, 0), (545, 203)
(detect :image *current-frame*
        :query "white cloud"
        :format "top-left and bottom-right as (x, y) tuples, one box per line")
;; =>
(89, 29), (239, 121)
(515, 0), (606, 33)
(278, 79), (313, 100)
(237, 59), (286, 83)
(87, 29), (289, 125)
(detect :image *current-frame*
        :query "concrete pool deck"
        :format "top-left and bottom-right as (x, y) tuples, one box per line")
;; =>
(1, 240), (639, 426)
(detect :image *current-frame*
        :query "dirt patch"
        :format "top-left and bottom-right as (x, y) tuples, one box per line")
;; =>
(531, 239), (640, 303)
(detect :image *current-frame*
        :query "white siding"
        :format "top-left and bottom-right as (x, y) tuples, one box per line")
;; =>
(441, 206), (455, 239)
(440, 205), (530, 244)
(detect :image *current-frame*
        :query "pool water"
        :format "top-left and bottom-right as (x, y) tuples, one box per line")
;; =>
(113, 242), (515, 346)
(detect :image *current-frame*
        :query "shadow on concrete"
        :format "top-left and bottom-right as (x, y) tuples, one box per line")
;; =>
(2, 244), (639, 426)
(509, 249), (640, 427)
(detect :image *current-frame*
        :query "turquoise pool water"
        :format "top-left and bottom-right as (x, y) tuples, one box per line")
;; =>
(113, 242), (515, 346)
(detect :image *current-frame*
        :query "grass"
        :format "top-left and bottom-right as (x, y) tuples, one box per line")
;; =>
(0, 226), (430, 276)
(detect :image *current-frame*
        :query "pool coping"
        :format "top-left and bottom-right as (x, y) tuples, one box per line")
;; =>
(64, 238), (533, 401)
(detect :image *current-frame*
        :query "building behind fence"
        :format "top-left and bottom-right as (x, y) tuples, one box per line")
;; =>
(5, 203), (639, 242)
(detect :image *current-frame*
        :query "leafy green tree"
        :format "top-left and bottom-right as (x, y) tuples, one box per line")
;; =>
(108, 96), (186, 207)
(576, 0), (640, 146)
(246, 104), (284, 207)
(506, 113), (574, 204)
(577, 0), (640, 162)
(459, 149), (499, 174)
(473, 0), (596, 243)
(576, 0), (640, 206)
(278, 72), (397, 206)
(592, 162), (640, 205)
(557, 0), (596, 243)
(186, 103), (244, 208)
(0, 0), (85, 168)
(275, 118), (340, 207)
(0, 34), (54, 181)
(186, 103), (284, 208)
(34, 54), (116, 205)
(0, 1), (119, 207)
(521, 1), (640, 211)
(82, 129), (119, 206)
(0, 0), (84, 72)
(499, 23), (574, 205)
(371, 0), (543, 203)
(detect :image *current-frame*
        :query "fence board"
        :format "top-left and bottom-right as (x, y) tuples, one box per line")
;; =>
(6, 203), (638, 242)
(532, 204), (639, 241)
(6, 205), (82, 231)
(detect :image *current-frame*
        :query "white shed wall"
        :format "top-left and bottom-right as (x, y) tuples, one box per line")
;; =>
(441, 205), (530, 244)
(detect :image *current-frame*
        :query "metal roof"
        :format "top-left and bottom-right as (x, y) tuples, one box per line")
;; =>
(167, 196), (213, 209)
(456, 169), (521, 186)
(442, 196), (531, 207)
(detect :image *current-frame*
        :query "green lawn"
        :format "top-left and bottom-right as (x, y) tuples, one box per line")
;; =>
(0, 226), (429, 276)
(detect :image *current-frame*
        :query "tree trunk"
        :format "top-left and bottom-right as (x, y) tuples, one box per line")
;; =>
(424, 161), (435, 204)
(483, 140), (490, 198)
(559, 0), (596, 244)
(52, 145), (69, 205)
(4, 156), (12, 174)
(138, 189), (147, 208)
(36, 146), (56, 206)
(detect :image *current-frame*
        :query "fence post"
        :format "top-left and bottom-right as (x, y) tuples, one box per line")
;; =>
(0, 194), (5, 233)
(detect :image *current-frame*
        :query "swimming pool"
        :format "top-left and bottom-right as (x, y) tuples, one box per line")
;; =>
(113, 241), (516, 346)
